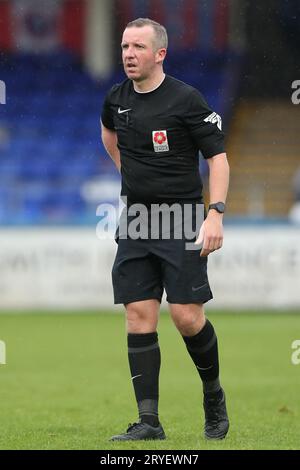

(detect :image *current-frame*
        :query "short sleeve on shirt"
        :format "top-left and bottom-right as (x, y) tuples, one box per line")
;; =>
(101, 87), (116, 130)
(184, 89), (225, 159)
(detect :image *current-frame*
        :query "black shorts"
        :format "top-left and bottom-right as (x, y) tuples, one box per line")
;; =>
(112, 205), (213, 305)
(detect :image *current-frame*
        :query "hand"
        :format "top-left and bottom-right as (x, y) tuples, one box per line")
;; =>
(195, 211), (224, 257)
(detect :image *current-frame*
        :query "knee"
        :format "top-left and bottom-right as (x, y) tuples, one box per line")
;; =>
(170, 304), (206, 336)
(125, 301), (159, 334)
(126, 304), (145, 325)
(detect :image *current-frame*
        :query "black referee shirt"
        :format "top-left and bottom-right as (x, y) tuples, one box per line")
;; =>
(101, 75), (225, 204)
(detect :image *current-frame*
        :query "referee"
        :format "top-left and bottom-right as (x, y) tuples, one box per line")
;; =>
(101, 18), (230, 441)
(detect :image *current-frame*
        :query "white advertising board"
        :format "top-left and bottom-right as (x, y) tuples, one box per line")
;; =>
(0, 226), (299, 310)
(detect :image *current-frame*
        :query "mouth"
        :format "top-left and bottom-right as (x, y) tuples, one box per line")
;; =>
(126, 63), (137, 71)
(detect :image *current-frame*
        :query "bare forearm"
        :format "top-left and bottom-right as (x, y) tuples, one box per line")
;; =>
(101, 124), (121, 172)
(105, 143), (121, 172)
(207, 153), (230, 205)
(196, 153), (229, 256)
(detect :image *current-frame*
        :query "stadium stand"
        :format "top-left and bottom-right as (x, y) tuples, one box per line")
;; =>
(0, 50), (241, 225)
(226, 100), (300, 219)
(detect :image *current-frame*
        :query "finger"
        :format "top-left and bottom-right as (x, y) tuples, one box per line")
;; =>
(210, 234), (224, 250)
(213, 237), (223, 251)
(200, 239), (211, 257)
(200, 248), (209, 257)
(195, 224), (205, 245)
(201, 236), (220, 256)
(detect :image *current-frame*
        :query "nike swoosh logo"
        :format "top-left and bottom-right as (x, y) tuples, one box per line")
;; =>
(118, 107), (132, 114)
(131, 374), (142, 381)
(196, 365), (213, 371)
(192, 283), (206, 292)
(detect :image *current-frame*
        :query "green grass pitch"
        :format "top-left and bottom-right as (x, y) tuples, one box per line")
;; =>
(0, 311), (299, 450)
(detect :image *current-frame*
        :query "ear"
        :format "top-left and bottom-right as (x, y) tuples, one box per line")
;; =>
(155, 48), (167, 65)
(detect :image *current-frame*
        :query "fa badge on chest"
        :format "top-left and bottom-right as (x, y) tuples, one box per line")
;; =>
(152, 130), (169, 152)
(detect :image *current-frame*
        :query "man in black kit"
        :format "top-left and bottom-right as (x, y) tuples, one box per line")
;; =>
(101, 18), (230, 441)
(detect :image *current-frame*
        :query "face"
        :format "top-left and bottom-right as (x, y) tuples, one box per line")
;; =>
(121, 25), (166, 82)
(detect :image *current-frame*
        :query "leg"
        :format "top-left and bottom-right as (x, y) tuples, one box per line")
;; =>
(169, 302), (220, 391)
(169, 302), (206, 336)
(111, 299), (165, 441)
(110, 241), (165, 440)
(126, 299), (161, 423)
(169, 302), (229, 440)
(126, 299), (160, 333)
(126, 300), (161, 425)
(152, 203), (228, 439)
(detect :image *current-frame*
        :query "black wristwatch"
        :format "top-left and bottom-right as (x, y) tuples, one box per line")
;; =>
(208, 202), (226, 214)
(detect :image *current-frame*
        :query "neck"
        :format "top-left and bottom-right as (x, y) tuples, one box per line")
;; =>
(133, 70), (165, 93)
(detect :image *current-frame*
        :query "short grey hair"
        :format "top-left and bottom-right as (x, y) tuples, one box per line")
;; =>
(125, 18), (168, 51)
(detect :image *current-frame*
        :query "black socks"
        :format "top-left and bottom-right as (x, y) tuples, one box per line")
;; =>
(127, 321), (221, 427)
(127, 332), (161, 427)
(182, 319), (221, 396)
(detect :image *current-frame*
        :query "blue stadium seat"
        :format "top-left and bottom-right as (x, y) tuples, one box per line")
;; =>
(0, 49), (236, 225)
